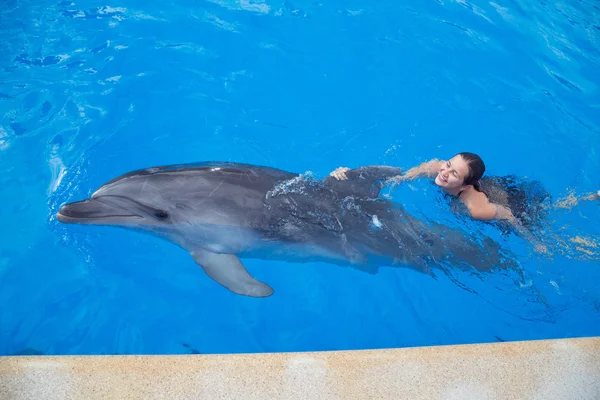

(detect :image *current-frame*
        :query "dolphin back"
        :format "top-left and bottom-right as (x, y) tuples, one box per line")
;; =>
(97, 161), (298, 196)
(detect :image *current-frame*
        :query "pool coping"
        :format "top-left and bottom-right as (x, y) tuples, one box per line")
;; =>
(1, 336), (599, 399)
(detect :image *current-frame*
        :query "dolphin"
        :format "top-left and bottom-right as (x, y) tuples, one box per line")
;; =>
(56, 162), (514, 297)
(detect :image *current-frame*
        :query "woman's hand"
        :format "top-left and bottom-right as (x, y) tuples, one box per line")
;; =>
(329, 167), (350, 180)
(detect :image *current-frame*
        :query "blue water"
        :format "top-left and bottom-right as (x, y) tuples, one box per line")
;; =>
(1, 0), (599, 356)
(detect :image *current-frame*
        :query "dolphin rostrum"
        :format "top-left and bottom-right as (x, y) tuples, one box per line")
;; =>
(56, 162), (514, 297)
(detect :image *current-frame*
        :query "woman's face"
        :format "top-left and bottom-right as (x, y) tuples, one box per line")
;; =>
(434, 155), (470, 190)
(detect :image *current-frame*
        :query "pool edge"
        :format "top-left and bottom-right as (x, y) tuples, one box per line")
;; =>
(1, 337), (599, 399)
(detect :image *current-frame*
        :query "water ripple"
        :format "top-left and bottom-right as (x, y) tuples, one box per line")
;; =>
(0, 0), (599, 355)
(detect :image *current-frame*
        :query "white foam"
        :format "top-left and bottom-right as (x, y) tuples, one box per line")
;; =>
(549, 280), (562, 295)
(99, 6), (127, 14)
(133, 12), (165, 21)
(266, 172), (315, 198)
(0, 127), (9, 150)
(48, 143), (66, 195)
(371, 215), (383, 229)
(204, 12), (239, 32)
(208, 0), (270, 14)
(345, 9), (364, 16)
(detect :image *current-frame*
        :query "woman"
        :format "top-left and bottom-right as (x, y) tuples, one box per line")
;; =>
(331, 152), (518, 222)
(330, 152), (598, 252)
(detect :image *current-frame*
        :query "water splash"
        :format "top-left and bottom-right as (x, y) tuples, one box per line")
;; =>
(266, 171), (317, 199)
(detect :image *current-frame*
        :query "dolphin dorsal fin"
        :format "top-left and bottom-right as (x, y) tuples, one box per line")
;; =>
(324, 166), (402, 198)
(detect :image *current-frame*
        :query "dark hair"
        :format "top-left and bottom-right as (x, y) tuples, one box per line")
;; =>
(457, 152), (485, 190)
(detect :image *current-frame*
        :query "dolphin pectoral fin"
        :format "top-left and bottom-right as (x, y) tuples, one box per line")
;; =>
(190, 249), (274, 298)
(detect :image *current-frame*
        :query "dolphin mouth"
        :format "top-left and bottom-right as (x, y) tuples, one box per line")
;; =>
(56, 197), (144, 224)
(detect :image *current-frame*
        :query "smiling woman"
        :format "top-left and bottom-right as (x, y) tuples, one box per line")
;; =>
(331, 152), (516, 223)
(330, 151), (597, 253)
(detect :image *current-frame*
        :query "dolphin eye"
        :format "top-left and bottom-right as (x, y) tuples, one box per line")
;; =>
(154, 210), (169, 220)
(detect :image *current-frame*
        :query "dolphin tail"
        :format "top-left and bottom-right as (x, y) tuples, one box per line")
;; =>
(190, 248), (274, 298)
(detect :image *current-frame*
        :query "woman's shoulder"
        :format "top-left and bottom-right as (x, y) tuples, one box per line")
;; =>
(460, 186), (488, 202)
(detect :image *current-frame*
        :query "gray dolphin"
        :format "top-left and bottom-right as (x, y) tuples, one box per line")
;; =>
(56, 162), (514, 297)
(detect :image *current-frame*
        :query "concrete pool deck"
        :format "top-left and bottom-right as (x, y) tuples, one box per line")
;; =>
(1, 337), (599, 399)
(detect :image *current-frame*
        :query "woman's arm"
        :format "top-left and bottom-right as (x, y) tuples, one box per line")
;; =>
(463, 191), (547, 253)
(396, 159), (442, 182)
(329, 159), (442, 182)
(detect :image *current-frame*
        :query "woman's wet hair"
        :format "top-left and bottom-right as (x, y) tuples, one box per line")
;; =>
(457, 152), (485, 190)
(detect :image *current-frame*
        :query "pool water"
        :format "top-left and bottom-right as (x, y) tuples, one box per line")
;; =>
(1, 0), (599, 355)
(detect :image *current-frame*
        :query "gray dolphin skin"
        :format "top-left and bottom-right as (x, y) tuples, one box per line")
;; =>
(56, 162), (514, 297)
